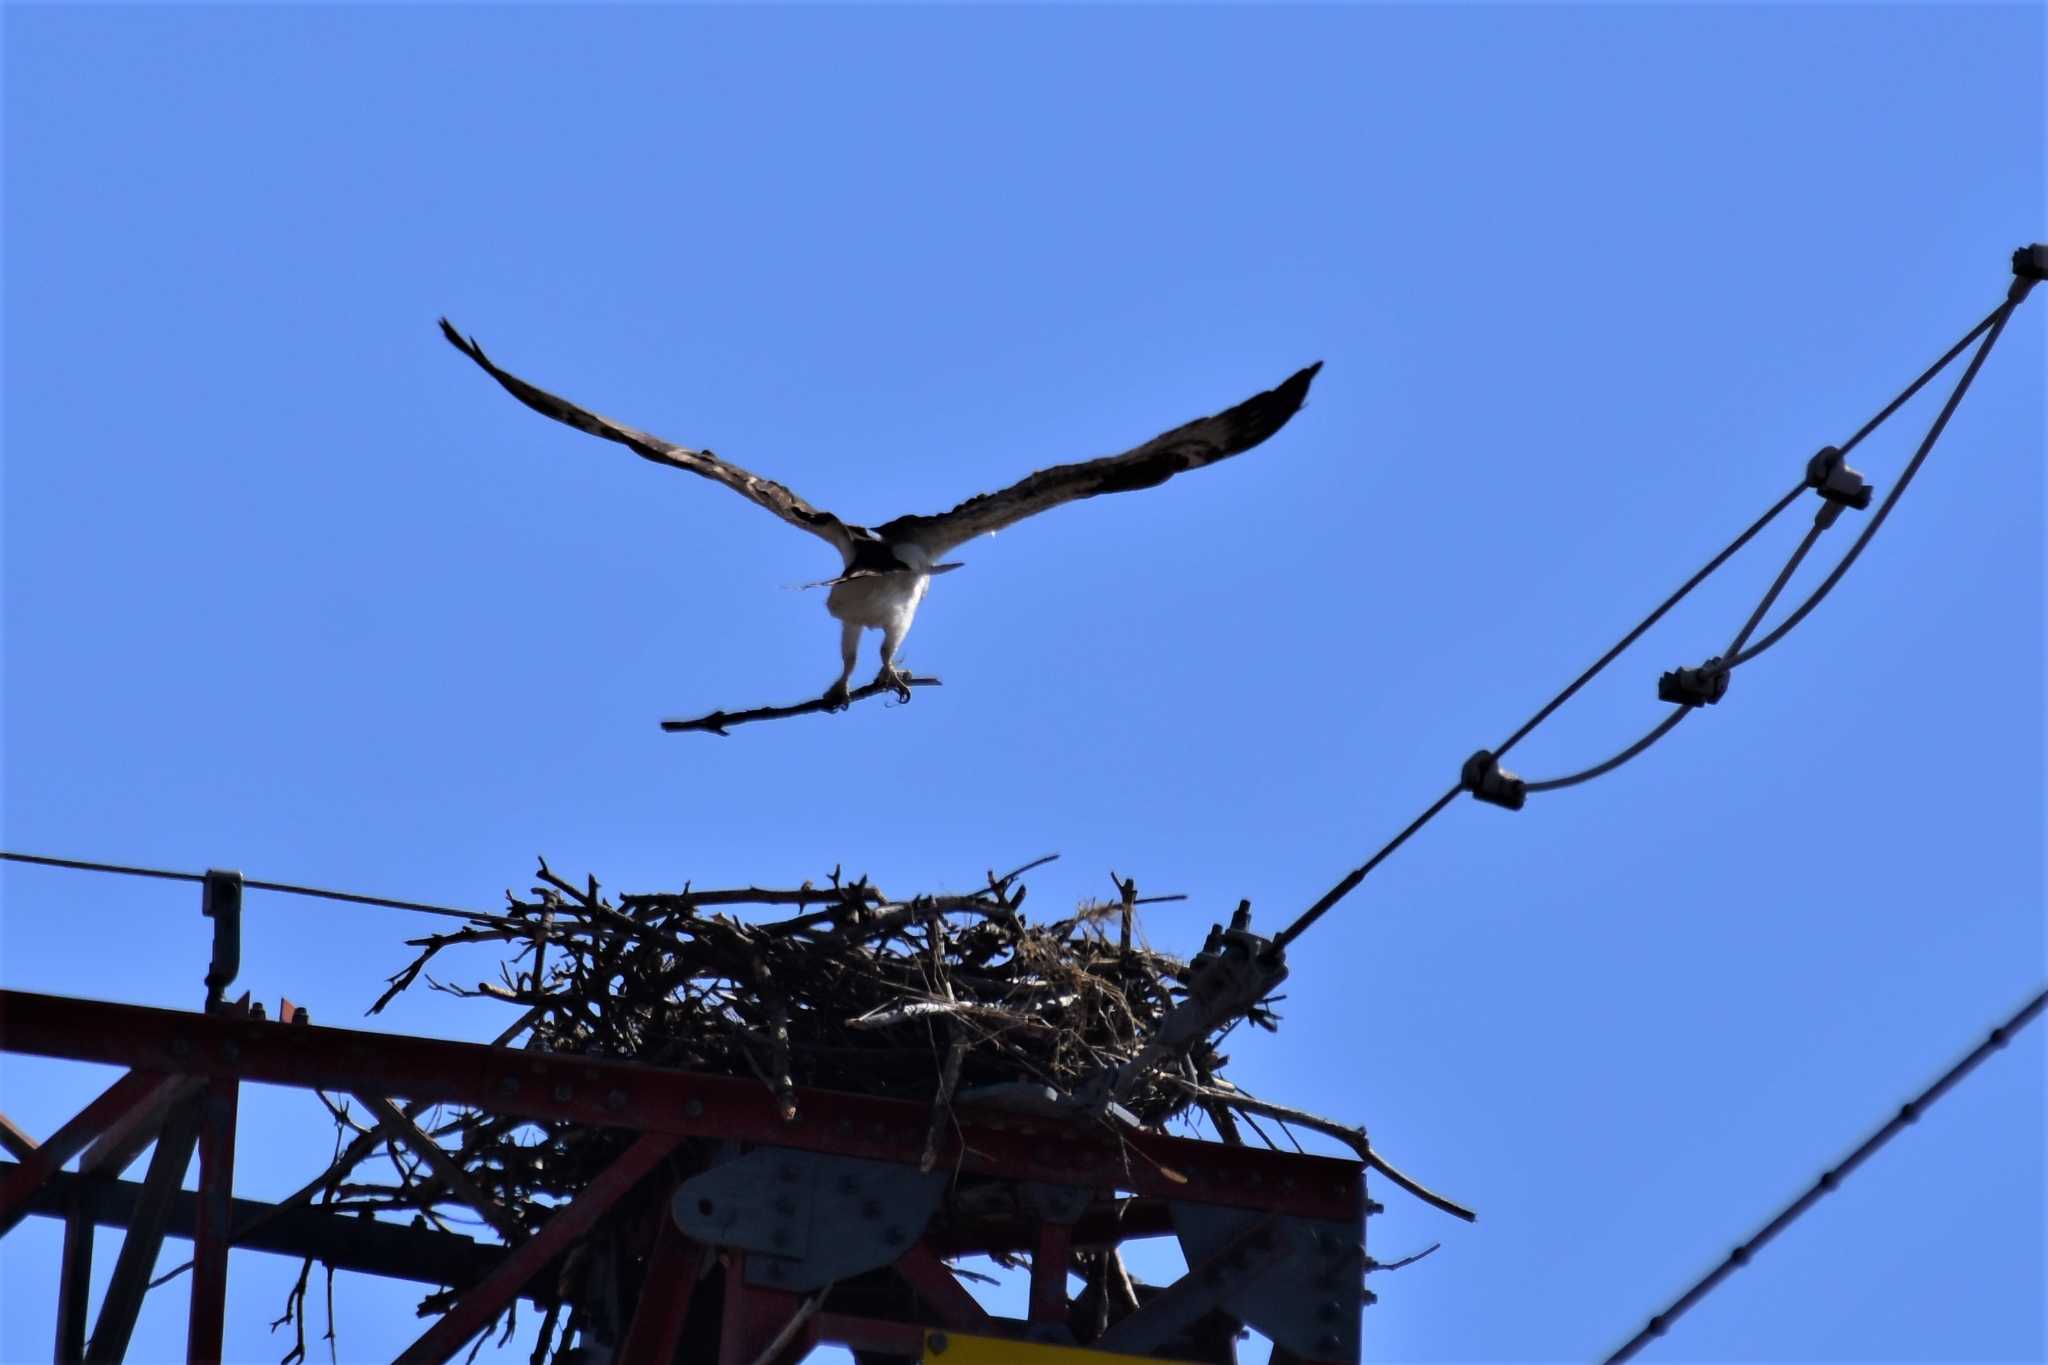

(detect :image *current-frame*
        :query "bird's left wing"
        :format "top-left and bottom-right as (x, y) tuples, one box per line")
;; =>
(439, 319), (854, 558)
(876, 362), (1322, 556)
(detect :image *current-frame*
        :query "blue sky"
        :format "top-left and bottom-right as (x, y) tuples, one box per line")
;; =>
(3, 5), (2042, 1363)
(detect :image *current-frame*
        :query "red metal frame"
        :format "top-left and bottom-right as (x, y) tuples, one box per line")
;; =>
(2, 987), (1367, 1363)
(187, 1075), (241, 1363)
(616, 1220), (704, 1365)
(0, 1069), (166, 1237)
(396, 1132), (684, 1364)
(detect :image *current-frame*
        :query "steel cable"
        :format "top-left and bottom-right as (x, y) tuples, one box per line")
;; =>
(1604, 984), (2048, 1362)
(1277, 282), (2031, 951)
(1728, 294), (2026, 671)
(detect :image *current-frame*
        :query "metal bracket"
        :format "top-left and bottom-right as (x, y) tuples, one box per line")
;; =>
(1461, 750), (1526, 811)
(1167, 1204), (1365, 1363)
(200, 870), (242, 1012)
(1085, 902), (1288, 1108)
(1657, 658), (1730, 707)
(671, 1147), (946, 1291)
(1806, 446), (1873, 512)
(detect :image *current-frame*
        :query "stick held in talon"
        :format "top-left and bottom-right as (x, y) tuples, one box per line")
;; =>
(661, 675), (942, 735)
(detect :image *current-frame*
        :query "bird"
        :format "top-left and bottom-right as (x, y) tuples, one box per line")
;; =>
(439, 319), (1321, 709)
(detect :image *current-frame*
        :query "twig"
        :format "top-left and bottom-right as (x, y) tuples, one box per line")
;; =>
(847, 998), (1058, 1034)
(922, 1031), (969, 1173)
(1368, 1241), (1441, 1273)
(745, 1287), (829, 1365)
(660, 675), (942, 735)
(1166, 1077), (1477, 1223)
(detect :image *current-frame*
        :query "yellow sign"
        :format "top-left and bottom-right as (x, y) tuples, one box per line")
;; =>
(921, 1330), (1198, 1364)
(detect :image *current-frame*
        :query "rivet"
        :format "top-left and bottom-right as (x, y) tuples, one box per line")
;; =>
(553, 1083), (573, 1103)
(499, 1076), (520, 1094)
(928, 1333), (949, 1355)
(221, 1041), (241, 1063)
(605, 1089), (627, 1112)
(684, 1098), (704, 1118)
(779, 1164), (799, 1183)
(171, 1039), (192, 1059)
(775, 1196), (796, 1216)
(1318, 1333), (1342, 1352)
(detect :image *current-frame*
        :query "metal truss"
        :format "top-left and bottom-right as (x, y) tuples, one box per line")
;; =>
(2, 985), (1369, 1364)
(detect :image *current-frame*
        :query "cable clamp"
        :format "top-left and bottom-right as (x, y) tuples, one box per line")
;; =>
(1461, 750), (1526, 811)
(2012, 244), (2046, 302)
(1806, 446), (1872, 512)
(1658, 657), (1730, 706)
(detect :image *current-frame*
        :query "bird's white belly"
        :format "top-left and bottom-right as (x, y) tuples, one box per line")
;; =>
(825, 571), (929, 631)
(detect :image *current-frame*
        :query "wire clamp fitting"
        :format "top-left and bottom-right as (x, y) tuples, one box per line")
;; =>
(1658, 658), (1730, 706)
(1806, 446), (1872, 512)
(1461, 749), (1526, 810)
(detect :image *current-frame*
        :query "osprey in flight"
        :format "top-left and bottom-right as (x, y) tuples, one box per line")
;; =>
(440, 320), (1320, 709)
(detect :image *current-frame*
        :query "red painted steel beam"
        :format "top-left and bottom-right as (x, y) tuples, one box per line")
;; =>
(616, 1216), (703, 1365)
(56, 1198), (93, 1364)
(187, 1076), (240, 1364)
(0, 1110), (38, 1160)
(78, 1076), (205, 1179)
(0, 1068), (166, 1237)
(7, 1161), (531, 1296)
(86, 1098), (202, 1365)
(811, 1312), (930, 1357)
(396, 1132), (681, 1365)
(717, 1269), (810, 1365)
(1, 991), (1362, 1220)
(893, 1241), (994, 1331)
(1029, 1220), (1074, 1325)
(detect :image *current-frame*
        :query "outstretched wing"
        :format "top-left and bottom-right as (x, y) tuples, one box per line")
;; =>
(439, 320), (854, 558)
(876, 362), (1322, 555)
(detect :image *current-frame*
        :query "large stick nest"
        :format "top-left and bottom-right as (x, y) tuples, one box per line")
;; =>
(271, 856), (1294, 1363)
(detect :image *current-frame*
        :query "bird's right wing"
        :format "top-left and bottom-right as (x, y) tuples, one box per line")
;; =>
(439, 320), (854, 558)
(877, 362), (1322, 556)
